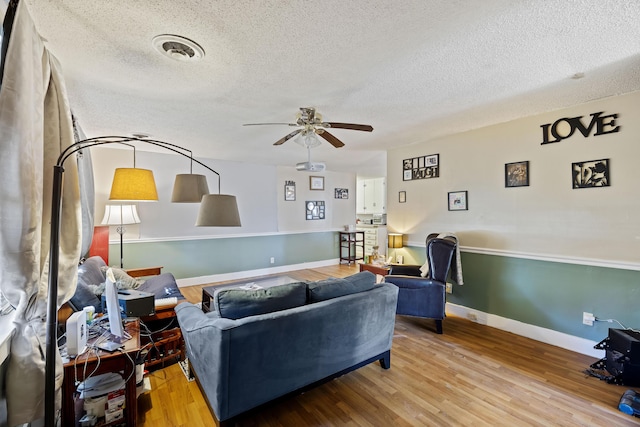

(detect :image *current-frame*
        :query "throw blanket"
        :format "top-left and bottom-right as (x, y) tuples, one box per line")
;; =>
(419, 232), (464, 285)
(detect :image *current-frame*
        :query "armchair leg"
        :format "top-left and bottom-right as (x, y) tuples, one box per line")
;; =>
(435, 319), (443, 334)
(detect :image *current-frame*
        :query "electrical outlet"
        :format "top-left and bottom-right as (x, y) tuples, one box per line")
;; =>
(270, 257), (275, 264)
(583, 312), (595, 326)
(467, 313), (477, 322)
(445, 283), (453, 294)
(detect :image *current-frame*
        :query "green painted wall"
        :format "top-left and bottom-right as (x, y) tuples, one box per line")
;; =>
(110, 232), (339, 279)
(404, 245), (640, 342)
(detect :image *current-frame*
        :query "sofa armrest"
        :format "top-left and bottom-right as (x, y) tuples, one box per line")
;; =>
(175, 303), (235, 421)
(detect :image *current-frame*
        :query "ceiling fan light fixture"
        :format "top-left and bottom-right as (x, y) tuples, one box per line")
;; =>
(294, 131), (322, 149)
(152, 34), (205, 62)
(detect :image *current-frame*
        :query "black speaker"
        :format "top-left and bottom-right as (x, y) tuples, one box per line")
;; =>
(608, 329), (640, 363)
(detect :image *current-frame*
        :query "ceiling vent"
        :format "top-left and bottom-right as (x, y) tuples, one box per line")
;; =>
(152, 34), (205, 61)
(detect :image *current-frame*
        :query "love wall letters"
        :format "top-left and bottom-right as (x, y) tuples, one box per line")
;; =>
(540, 111), (620, 145)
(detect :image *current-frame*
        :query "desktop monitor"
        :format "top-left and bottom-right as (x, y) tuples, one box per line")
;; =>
(104, 268), (125, 340)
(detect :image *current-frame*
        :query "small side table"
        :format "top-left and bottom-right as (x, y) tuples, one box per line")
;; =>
(62, 320), (141, 426)
(359, 263), (391, 283)
(359, 263), (391, 277)
(125, 266), (163, 278)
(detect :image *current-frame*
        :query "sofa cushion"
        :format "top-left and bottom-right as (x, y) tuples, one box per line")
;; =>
(308, 271), (375, 303)
(69, 281), (102, 312)
(71, 257), (108, 312)
(101, 266), (143, 289)
(214, 282), (307, 320)
(138, 273), (184, 300)
(77, 256), (107, 288)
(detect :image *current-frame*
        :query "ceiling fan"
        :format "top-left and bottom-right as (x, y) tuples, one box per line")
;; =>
(243, 107), (373, 148)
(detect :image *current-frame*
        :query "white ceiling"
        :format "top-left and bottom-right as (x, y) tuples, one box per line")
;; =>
(24, 0), (640, 175)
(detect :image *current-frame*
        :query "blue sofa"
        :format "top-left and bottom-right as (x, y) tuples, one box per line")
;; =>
(175, 271), (398, 426)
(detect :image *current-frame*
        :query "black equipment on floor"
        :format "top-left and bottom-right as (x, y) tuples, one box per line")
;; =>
(587, 328), (640, 386)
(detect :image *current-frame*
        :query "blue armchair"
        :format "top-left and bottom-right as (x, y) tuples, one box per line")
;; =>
(384, 237), (456, 334)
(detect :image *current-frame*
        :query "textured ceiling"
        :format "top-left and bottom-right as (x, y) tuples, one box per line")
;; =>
(24, 0), (640, 175)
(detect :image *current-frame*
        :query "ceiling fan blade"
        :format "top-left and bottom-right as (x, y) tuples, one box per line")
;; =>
(274, 129), (302, 145)
(324, 122), (373, 132)
(243, 123), (298, 126)
(318, 130), (345, 148)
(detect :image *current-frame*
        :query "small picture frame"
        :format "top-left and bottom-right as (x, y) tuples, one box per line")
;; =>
(448, 191), (468, 211)
(334, 188), (349, 199)
(505, 161), (529, 188)
(284, 181), (296, 201)
(310, 176), (324, 190)
(399, 191), (406, 203)
(572, 158), (610, 189)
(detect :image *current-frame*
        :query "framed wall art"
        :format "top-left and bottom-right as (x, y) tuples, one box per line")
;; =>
(310, 176), (324, 190)
(305, 201), (325, 220)
(334, 188), (348, 199)
(572, 158), (610, 189)
(448, 191), (468, 211)
(399, 191), (406, 203)
(403, 154), (439, 181)
(505, 161), (529, 188)
(284, 180), (296, 201)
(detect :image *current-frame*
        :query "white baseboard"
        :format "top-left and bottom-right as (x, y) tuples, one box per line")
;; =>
(446, 303), (603, 358)
(175, 259), (340, 288)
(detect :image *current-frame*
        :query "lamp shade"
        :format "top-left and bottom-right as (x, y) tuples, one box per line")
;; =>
(109, 168), (159, 201)
(101, 204), (141, 225)
(171, 173), (209, 202)
(388, 233), (403, 249)
(195, 194), (241, 226)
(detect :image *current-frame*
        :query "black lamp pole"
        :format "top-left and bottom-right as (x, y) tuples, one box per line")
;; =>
(117, 225), (125, 268)
(44, 165), (64, 427)
(44, 136), (227, 426)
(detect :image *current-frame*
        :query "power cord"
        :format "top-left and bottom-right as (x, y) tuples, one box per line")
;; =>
(595, 317), (640, 334)
(117, 347), (136, 384)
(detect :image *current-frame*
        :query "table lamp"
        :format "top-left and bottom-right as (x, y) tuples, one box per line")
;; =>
(388, 233), (404, 264)
(101, 204), (141, 268)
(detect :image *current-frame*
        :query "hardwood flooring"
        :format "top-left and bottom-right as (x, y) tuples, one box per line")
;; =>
(137, 264), (638, 426)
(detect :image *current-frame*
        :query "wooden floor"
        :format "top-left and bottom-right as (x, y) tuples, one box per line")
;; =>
(136, 264), (638, 426)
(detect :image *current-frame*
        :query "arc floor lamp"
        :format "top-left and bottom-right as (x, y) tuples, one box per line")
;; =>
(45, 135), (241, 426)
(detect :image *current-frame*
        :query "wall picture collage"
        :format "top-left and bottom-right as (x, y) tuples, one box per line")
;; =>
(399, 111), (617, 212)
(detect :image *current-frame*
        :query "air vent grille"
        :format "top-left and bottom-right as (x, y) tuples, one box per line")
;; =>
(152, 35), (205, 61)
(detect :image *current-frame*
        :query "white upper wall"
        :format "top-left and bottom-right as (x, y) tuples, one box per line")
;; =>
(386, 90), (640, 264)
(92, 146), (278, 239)
(276, 166), (357, 232)
(91, 147), (356, 239)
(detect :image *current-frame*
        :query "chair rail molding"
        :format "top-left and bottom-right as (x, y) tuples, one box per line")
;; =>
(406, 240), (640, 272)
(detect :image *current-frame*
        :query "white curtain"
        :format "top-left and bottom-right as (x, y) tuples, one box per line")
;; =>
(74, 119), (95, 257)
(0, 2), (81, 425)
